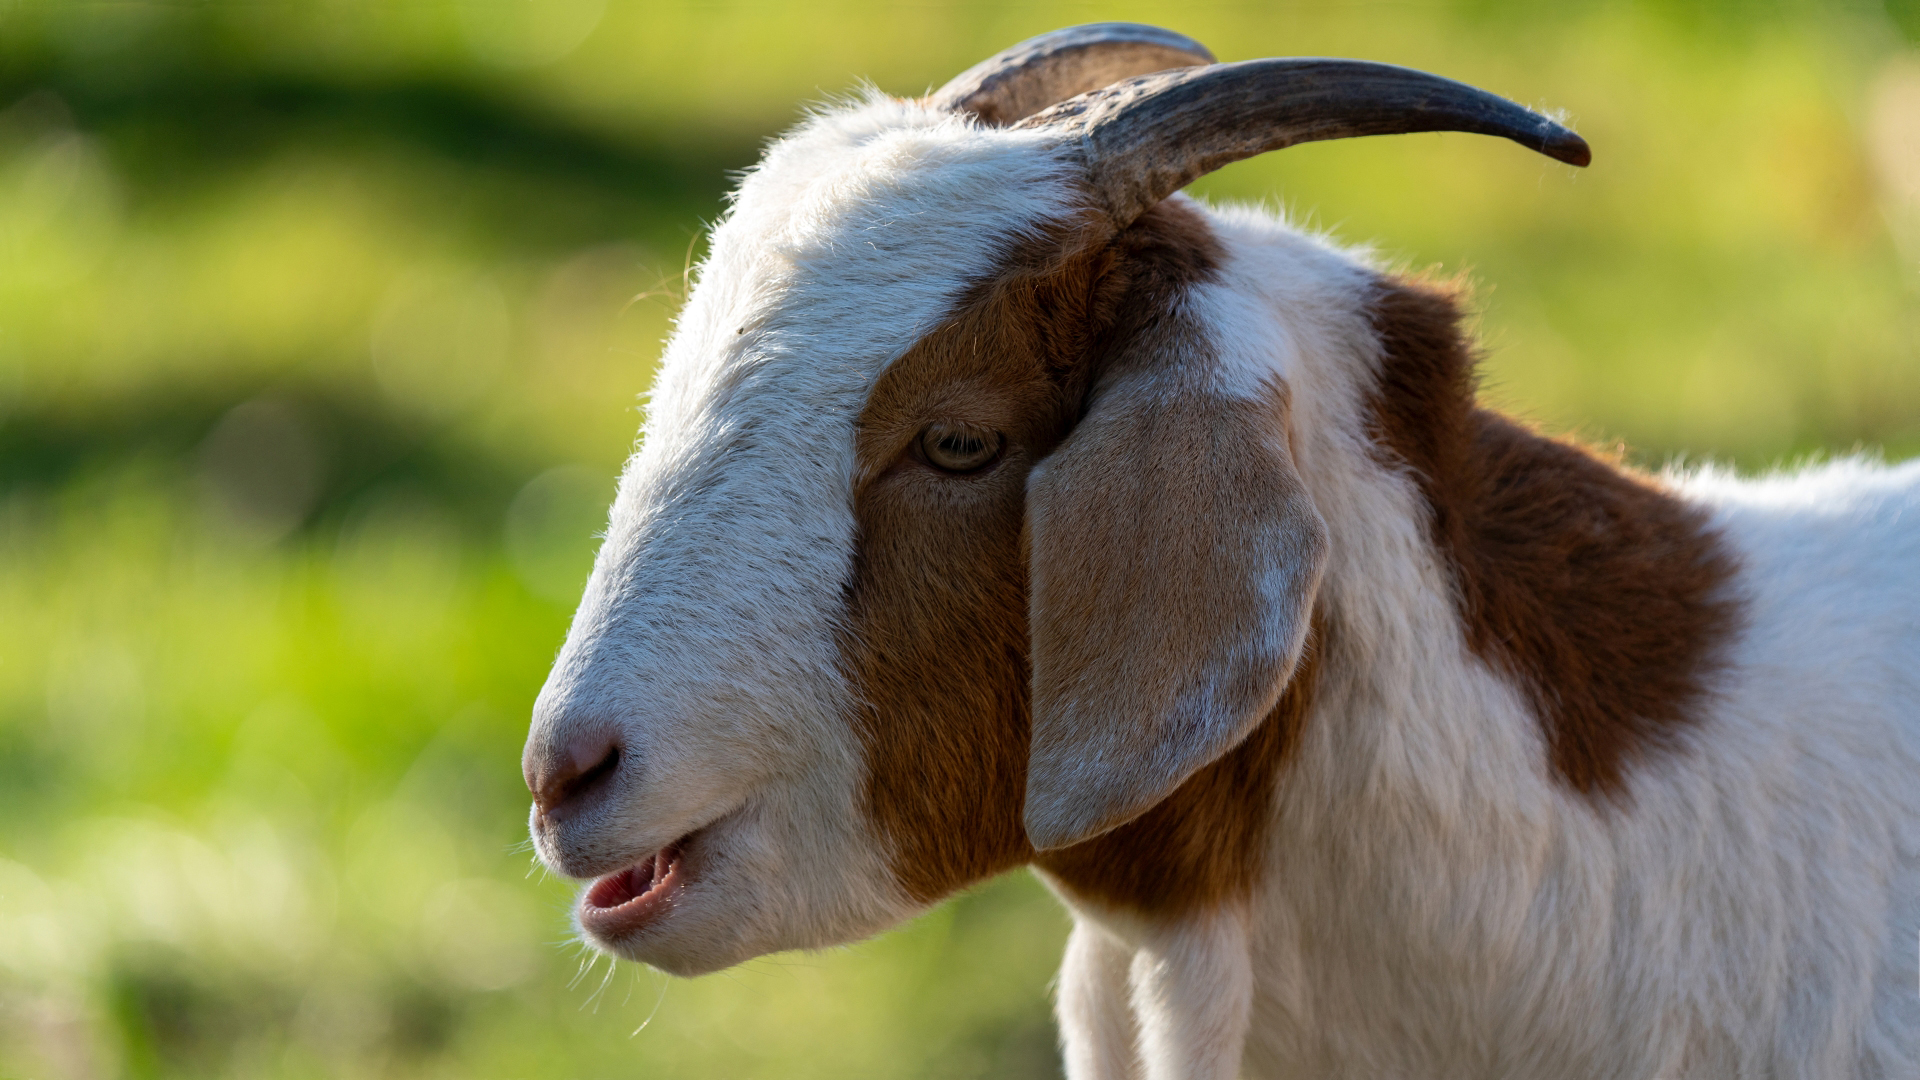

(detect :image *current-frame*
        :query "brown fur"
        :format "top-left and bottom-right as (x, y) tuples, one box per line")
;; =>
(841, 201), (1310, 912)
(1365, 278), (1745, 798)
(838, 237), (1078, 903)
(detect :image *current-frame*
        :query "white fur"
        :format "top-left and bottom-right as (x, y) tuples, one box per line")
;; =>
(1058, 920), (1142, 1079)
(525, 91), (1920, 1072)
(1130, 907), (1255, 1080)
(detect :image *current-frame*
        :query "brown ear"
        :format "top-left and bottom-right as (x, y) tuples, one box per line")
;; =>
(1024, 362), (1327, 852)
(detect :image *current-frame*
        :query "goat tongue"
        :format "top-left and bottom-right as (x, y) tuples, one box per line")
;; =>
(586, 855), (655, 909)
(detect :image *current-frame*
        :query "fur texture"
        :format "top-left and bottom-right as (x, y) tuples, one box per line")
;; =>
(524, 90), (1920, 1076)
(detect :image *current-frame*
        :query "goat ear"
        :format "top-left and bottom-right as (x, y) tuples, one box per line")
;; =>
(1024, 364), (1327, 851)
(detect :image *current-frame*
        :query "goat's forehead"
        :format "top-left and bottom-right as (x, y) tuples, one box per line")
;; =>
(651, 101), (1080, 432)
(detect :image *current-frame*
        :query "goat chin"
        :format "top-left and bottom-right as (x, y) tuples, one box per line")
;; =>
(522, 24), (1920, 1080)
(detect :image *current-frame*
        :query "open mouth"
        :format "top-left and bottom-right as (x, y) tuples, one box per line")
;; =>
(578, 839), (689, 939)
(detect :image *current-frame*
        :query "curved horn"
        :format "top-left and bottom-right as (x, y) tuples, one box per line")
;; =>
(1019, 58), (1591, 226)
(929, 22), (1215, 127)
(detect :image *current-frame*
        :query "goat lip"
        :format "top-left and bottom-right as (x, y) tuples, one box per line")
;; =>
(579, 838), (690, 939)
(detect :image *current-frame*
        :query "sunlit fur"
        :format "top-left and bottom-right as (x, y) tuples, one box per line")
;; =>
(526, 92), (1920, 1074)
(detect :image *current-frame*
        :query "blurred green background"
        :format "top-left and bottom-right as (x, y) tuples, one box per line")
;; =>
(1, 1), (1916, 1077)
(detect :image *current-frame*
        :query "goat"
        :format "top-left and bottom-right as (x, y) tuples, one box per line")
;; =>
(521, 23), (1920, 1079)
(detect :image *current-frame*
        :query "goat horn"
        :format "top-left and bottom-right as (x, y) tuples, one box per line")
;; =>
(929, 23), (1215, 127)
(1018, 58), (1591, 227)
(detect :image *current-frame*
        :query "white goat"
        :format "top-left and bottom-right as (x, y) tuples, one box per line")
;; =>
(522, 24), (1920, 1079)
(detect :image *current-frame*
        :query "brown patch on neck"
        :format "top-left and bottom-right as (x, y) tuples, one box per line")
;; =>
(1364, 277), (1745, 798)
(842, 200), (1303, 912)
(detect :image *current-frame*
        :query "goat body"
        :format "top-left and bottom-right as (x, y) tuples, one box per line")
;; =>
(1048, 205), (1920, 1077)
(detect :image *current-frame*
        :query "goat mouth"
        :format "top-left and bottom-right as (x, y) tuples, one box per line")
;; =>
(579, 839), (689, 939)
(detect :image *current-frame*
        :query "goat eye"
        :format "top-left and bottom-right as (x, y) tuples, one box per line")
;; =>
(919, 423), (1003, 473)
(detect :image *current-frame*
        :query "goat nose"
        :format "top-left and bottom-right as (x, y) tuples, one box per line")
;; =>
(526, 733), (623, 818)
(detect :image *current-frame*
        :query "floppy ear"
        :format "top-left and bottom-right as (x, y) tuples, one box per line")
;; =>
(1024, 349), (1328, 852)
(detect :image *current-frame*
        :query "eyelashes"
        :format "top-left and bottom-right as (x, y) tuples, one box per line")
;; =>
(919, 422), (1004, 473)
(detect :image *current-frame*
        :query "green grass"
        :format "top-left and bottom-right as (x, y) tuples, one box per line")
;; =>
(2, 2), (1917, 1077)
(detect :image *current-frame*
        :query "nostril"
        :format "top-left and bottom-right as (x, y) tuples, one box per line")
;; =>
(531, 736), (623, 818)
(562, 743), (621, 806)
